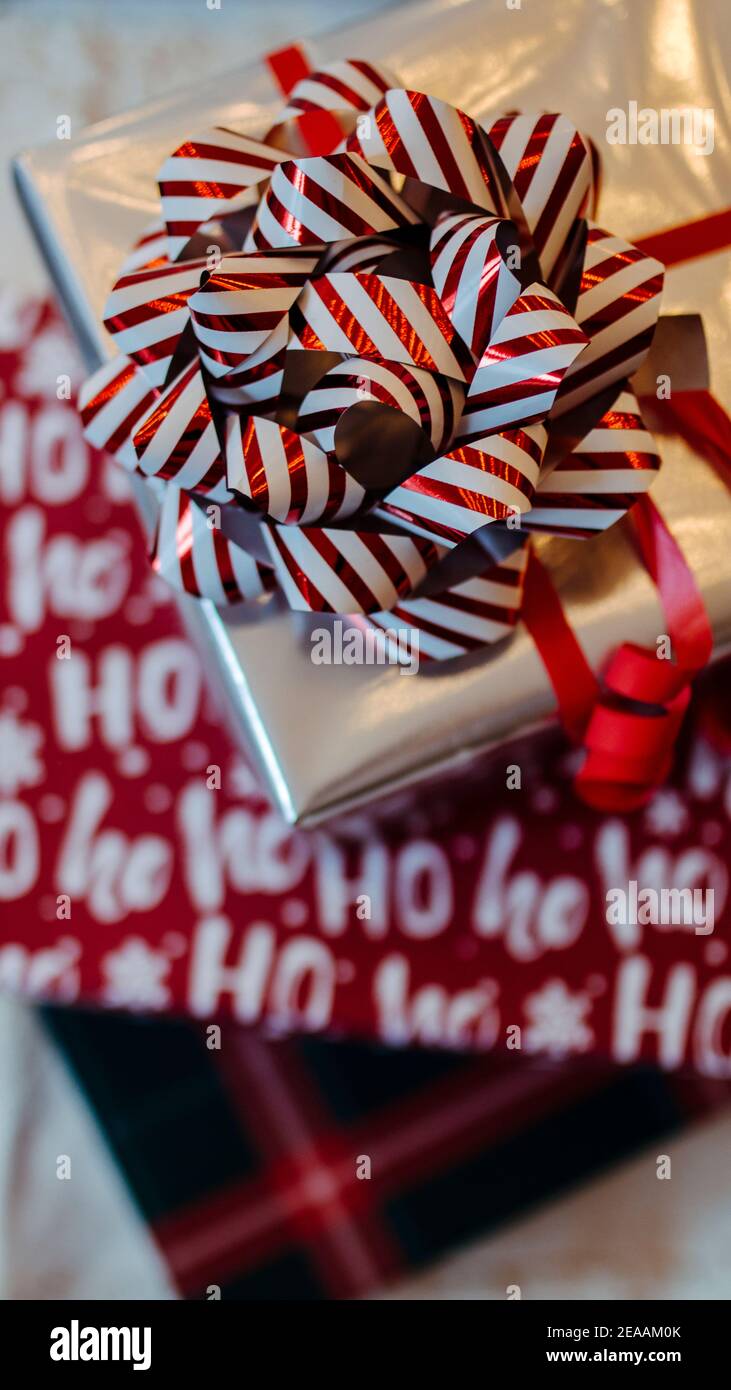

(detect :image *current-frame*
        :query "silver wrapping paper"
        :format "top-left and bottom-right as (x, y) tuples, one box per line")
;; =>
(14, 0), (731, 825)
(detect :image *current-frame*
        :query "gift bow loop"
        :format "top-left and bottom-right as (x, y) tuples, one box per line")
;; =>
(80, 50), (664, 672)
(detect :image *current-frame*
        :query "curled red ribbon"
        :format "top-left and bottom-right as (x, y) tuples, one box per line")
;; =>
(525, 387), (731, 810)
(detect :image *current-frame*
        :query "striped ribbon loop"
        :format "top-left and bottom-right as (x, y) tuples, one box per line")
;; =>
(132, 360), (230, 501)
(486, 111), (594, 282)
(247, 151), (418, 250)
(207, 320), (289, 411)
(266, 57), (399, 162)
(348, 88), (506, 216)
(103, 257), (207, 389)
(117, 219), (170, 277)
(79, 357), (159, 471)
(525, 387), (661, 537)
(262, 523), (440, 614)
(551, 226), (665, 417)
(368, 546), (529, 660)
(290, 272), (474, 381)
(278, 58), (397, 119)
(430, 212), (522, 362)
(157, 128), (287, 262)
(317, 234), (404, 274)
(457, 284), (589, 441)
(226, 415), (366, 524)
(187, 249), (319, 379)
(152, 485), (275, 605)
(380, 424), (547, 546)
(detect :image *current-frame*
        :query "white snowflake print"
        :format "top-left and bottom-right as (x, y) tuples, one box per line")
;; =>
(523, 979), (595, 1057)
(0, 710), (45, 796)
(14, 322), (83, 399)
(644, 789), (689, 839)
(100, 938), (173, 1011)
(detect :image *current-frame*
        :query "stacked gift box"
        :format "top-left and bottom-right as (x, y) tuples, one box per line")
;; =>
(3, 0), (731, 1297)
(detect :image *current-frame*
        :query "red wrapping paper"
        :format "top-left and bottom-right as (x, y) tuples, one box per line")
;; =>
(2, 299), (731, 1075)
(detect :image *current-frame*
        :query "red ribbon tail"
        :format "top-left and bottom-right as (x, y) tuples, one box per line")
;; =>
(264, 43), (311, 98)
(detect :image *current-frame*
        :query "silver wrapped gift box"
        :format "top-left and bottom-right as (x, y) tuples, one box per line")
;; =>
(14, 0), (731, 825)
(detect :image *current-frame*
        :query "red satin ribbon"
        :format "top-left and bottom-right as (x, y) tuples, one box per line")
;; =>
(265, 43), (311, 98)
(522, 548), (599, 742)
(265, 43), (346, 155)
(634, 208), (731, 268)
(525, 394), (731, 810)
(523, 196), (731, 809)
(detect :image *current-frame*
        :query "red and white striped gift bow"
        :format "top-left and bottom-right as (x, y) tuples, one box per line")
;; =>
(79, 49), (667, 652)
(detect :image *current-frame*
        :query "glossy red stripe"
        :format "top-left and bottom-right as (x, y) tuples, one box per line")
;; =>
(439, 219), (491, 314)
(300, 71), (372, 109)
(579, 245), (652, 292)
(79, 363), (138, 426)
(360, 530), (433, 596)
(482, 563), (523, 589)
(372, 102), (419, 179)
(224, 351), (285, 387)
(350, 60), (392, 93)
(279, 163), (381, 239)
(433, 588), (520, 625)
(304, 529), (378, 610)
(159, 179), (263, 200)
(166, 140), (276, 169)
(105, 299), (196, 334)
(531, 490), (639, 509)
(557, 451), (659, 472)
(380, 502), (466, 545)
(463, 376), (570, 414)
(383, 605), (486, 651)
(531, 133), (590, 256)
(113, 261), (206, 290)
(267, 526), (332, 611)
(176, 495), (198, 596)
(322, 459), (348, 519)
(241, 419), (269, 511)
(282, 431), (311, 519)
(193, 309), (284, 335)
(105, 393), (158, 456)
(579, 274), (663, 335)
(560, 328), (655, 393)
(409, 93), (474, 203)
(403, 470), (511, 523)
(511, 114), (557, 201)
